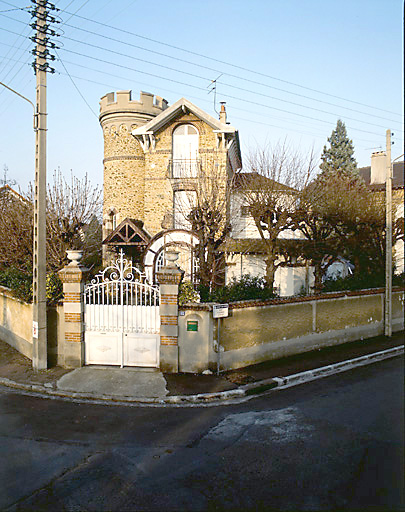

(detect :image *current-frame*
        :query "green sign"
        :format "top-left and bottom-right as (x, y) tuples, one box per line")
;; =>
(187, 320), (198, 332)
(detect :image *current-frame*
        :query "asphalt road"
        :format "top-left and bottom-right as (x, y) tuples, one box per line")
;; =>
(0, 357), (403, 511)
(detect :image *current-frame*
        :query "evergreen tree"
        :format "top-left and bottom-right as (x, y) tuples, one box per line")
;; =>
(319, 119), (359, 181)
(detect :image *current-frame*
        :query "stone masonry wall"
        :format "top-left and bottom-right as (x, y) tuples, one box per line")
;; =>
(103, 123), (145, 229)
(143, 112), (228, 235)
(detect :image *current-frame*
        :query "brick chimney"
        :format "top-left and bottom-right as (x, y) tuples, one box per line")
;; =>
(370, 151), (387, 184)
(219, 102), (227, 124)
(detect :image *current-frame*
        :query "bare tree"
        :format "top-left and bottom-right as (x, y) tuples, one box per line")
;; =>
(0, 186), (32, 273)
(0, 171), (102, 275)
(45, 170), (102, 270)
(176, 156), (235, 290)
(238, 142), (315, 293)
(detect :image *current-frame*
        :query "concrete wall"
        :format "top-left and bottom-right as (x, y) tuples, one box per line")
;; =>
(0, 286), (33, 359)
(0, 286), (64, 366)
(178, 289), (404, 373)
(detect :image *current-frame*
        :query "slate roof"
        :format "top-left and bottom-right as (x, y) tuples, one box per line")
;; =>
(232, 172), (296, 192)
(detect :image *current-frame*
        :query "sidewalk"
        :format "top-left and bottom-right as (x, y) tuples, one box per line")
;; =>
(0, 332), (403, 404)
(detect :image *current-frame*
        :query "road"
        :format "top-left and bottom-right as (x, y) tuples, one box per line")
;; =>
(0, 357), (403, 511)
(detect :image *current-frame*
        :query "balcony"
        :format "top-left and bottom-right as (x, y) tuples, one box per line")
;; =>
(168, 159), (201, 179)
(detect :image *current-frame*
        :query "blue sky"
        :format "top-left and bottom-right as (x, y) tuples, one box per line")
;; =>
(0, 0), (403, 191)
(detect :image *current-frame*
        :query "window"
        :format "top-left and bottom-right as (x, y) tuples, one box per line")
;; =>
(174, 190), (197, 230)
(172, 124), (199, 177)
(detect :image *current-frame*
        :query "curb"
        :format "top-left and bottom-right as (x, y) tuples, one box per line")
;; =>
(0, 345), (403, 406)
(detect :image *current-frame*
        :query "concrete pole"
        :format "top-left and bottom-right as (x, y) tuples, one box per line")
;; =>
(32, 1), (48, 369)
(384, 129), (392, 337)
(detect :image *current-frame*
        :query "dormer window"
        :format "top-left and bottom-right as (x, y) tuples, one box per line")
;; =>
(172, 124), (199, 177)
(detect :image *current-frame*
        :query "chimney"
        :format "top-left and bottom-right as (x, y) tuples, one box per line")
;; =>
(370, 151), (387, 184)
(219, 102), (227, 124)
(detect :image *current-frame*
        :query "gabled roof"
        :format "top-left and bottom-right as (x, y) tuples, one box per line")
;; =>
(0, 184), (28, 204)
(233, 172), (296, 192)
(132, 97), (238, 136)
(102, 218), (151, 246)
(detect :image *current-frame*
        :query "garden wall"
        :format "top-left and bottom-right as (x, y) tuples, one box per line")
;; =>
(179, 288), (404, 373)
(0, 286), (64, 365)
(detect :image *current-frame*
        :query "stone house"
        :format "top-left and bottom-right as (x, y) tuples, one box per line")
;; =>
(100, 90), (242, 285)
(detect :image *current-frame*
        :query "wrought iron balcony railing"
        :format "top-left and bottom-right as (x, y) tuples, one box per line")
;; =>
(168, 159), (201, 178)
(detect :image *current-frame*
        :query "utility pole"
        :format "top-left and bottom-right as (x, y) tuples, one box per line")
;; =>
(384, 129), (392, 337)
(30, 0), (58, 369)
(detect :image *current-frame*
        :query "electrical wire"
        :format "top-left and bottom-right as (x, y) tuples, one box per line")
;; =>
(54, 48), (98, 118)
(1, 8), (402, 130)
(56, 33), (400, 131)
(1, 1), (400, 119)
(57, 8), (402, 118)
(59, 21), (400, 125)
(56, 49), (399, 139)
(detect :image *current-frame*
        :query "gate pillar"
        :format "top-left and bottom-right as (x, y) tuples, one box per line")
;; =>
(155, 252), (183, 373)
(58, 252), (88, 368)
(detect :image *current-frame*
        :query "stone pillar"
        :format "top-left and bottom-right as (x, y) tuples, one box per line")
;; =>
(155, 251), (183, 373)
(58, 251), (88, 368)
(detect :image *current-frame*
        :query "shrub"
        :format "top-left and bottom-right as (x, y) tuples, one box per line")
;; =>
(0, 267), (32, 302)
(199, 274), (277, 303)
(0, 267), (64, 304)
(322, 271), (404, 293)
(178, 281), (200, 306)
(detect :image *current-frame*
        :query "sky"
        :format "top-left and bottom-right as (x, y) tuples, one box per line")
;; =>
(0, 0), (403, 193)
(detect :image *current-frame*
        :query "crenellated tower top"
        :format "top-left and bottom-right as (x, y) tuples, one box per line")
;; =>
(99, 90), (169, 130)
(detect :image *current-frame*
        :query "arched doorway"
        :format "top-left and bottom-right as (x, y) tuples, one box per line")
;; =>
(143, 230), (199, 284)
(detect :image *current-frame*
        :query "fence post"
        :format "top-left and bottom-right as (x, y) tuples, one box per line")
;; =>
(58, 251), (88, 368)
(155, 251), (183, 373)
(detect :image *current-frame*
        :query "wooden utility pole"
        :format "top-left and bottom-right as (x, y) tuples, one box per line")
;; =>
(384, 129), (392, 337)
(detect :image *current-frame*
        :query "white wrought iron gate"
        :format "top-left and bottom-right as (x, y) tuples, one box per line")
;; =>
(84, 250), (160, 367)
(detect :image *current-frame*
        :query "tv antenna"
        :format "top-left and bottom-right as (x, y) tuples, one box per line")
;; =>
(0, 165), (16, 187)
(208, 74), (223, 115)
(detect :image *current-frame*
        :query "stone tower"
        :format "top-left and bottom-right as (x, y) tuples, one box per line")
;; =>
(99, 90), (168, 244)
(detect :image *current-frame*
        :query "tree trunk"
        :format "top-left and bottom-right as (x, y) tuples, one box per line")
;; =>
(313, 262), (324, 293)
(264, 256), (276, 295)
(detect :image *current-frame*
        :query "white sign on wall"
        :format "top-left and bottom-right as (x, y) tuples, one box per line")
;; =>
(212, 304), (229, 319)
(32, 321), (38, 339)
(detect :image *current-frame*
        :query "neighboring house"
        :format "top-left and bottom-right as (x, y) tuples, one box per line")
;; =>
(358, 152), (404, 274)
(226, 172), (313, 296)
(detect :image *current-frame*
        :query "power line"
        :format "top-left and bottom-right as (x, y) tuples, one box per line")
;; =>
(2, 3), (400, 119)
(57, 8), (402, 118)
(1, 11), (402, 129)
(54, 48), (98, 118)
(0, 47), (403, 148)
(56, 48), (399, 139)
(59, 21), (401, 125)
(56, 31), (401, 130)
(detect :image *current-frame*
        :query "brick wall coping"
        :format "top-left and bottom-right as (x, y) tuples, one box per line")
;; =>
(179, 286), (404, 311)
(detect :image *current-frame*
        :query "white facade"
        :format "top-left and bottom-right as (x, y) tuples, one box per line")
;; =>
(227, 192), (311, 297)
